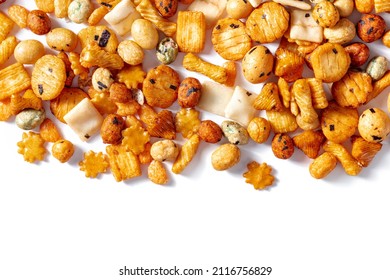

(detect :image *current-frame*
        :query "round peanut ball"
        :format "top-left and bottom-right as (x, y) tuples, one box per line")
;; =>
(344, 42), (370, 67)
(27, 10), (51, 35)
(117, 40), (144, 65)
(46, 28), (78, 52)
(178, 77), (202, 108)
(247, 117), (271, 143)
(131, 19), (159, 50)
(100, 114), (125, 144)
(52, 139), (75, 163)
(271, 133), (294, 159)
(312, 1), (340, 28)
(92, 68), (114, 92)
(211, 144), (240, 171)
(226, 0), (253, 19)
(357, 14), (386, 43)
(150, 140), (179, 162)
(14, 40), (45, 64)
(358, 108), (390, 143)
(198, 120), (223, 143)
(242, 45), (274, 84)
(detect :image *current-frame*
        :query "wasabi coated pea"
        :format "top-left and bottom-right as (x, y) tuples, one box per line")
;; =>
(366, 56), (388, 81)
(221, 120), (249, 145)
(156, 37), (179, 65)
(16, 109), (46, 130)
(68, 0), (92, 24)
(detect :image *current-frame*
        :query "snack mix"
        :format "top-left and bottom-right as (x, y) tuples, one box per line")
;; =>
(1, 0), (390, 190)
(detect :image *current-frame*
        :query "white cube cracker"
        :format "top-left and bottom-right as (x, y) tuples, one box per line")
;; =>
(64, 98), (103, 141)
(198, 81), (234, 117)
(224, 86), (257, 127)
(289, 9), (323, 43)
(104, 0), (141, 36)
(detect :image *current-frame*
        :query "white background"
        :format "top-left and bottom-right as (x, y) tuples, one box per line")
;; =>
(1, 1), (390, 279)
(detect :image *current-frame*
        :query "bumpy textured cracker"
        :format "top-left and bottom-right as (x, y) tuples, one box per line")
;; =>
(246, 2), (289, 43)
(172, 134), (200, 174)
(80, 43), (124, 70)
(0, 12), (14, 42)
(176, 11), (206, 53)
(31, 55), (66, 101)
(7, 5), (29, 28)
(0, 63), (31, 101)
(39, 118), (62, 143)
(211, 18), (251, 61)
(136, 0), (177, 37)
(323, 141), (362, 176)
(183, 53), (227, 84)
(50, 87), (89, 123)
(106, 144), (142, 182)
(78, 26), (119, 53)
(0, 36), (18, 66)
(10, 89), (43, 115)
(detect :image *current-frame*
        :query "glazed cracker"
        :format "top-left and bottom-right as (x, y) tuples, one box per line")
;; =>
(212, 18), (251, 61)
(31, 55), (66, 101)
(0, 63), (31, 101)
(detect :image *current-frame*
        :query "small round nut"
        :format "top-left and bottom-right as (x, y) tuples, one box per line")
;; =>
(358, 108), (390, 143)
(198, 120), (223, 143)
(344, 42), (370, 67)
(109, 82), (132, 103)
(357, 13), (386, 43)
(100, 114), (125, 144)
(14, 40), (45, 64)
(247, 117), (271, 144)
(323, 18), (356, 45)
(131, 19), (159, 50)
(312, 1), (340, 28)
(27, 10), (51, 35)
(271, 133), (294, 159)
(178, 77), (202, 108)
(92, 68), (114, 92)
(46, 28), (78, 52)
(383, 30), (390, 48)
(150, 139), (179, 162)
(117, 40), (144, 66)
(226, 0), (253, 20)
(333, 0), (354, 17)
(148, 160), (169, 185)
(52, 139), (75, 163)
(211, 144), (240, 171)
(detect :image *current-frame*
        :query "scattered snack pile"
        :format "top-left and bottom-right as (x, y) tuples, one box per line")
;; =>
(0, 0), (390, 190)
